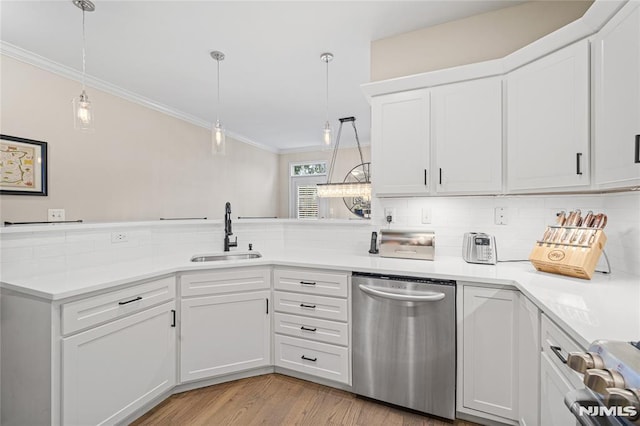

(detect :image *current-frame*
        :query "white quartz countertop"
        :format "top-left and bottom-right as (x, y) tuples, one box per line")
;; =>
(1, 249), (638, 349)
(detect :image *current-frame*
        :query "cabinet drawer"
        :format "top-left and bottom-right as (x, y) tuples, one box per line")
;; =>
(180, 267), (270, 297)
(62, 276), (175, 335)
(274, 313), (348, 346)
(274, 291), (347, 322)
(274, 268), (348, 297)
(275, 334), (349, 385)
(541, 314), (584, 389)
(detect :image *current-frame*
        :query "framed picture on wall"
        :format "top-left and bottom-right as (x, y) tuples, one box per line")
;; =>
(0, 134), (48, 196)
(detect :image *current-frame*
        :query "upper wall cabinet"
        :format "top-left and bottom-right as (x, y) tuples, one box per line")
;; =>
(592, 2), (640, 189)
(506, 40), (590, 192)
(371, 89), (431, 196)
(432, 77), (503, 194)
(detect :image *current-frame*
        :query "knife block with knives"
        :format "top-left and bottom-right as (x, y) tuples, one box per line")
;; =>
(529, 210), (607, 280)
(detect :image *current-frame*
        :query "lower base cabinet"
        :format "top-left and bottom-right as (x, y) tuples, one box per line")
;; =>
(62, 302), (176, 425)
(274, 334), (349, 384)
(540, 352), (578, 426)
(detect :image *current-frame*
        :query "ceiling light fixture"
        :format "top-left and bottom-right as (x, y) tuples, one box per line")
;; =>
(321, 52), (333, 147)
(72, 0), (95, 132)
(210, 50), (226, 155)
(317, 116), (371, 199)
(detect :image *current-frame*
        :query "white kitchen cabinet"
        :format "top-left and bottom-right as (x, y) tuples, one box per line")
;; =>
(371, 89), (431, 196)
(62, 301), (176, 426)
(180, 290), (271, 382)
(507, 40), (590, 192)
(518, 294), (540, 426)
(540, 352), (578, 426)
(273, 267), (350, 385)
(539, 314), (585, 426)
(432, 77), (503, 194)
(593, 1), (640, 188)
(461, 285), (519, 422)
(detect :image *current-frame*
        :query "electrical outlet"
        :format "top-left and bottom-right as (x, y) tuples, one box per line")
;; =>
(421, 208), (432, 224)
(48, 209), (65, 222)
(384, 208), (396, 223)
(495, 207), (508, 225)
(111, 232), (129, 243)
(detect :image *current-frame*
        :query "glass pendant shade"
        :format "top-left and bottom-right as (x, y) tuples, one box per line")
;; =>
(323, 121), (332, 147)
(212, 120), (226, 155)
(73, 90), (94, 131)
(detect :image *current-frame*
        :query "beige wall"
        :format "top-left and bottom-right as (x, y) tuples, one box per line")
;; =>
(371, 0), (593, 81)
(278, 146), (371, 219)
(0, 55), (278, 222)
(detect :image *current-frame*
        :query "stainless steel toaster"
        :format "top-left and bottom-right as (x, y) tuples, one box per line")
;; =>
(379, 229), (435, 261)
(462, 232), (497, 264)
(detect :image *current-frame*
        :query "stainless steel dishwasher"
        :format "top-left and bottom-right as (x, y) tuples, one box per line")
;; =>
(352, 272), (456, 420)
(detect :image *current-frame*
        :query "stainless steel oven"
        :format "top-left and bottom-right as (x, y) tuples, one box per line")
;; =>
(352, 272), (456, 420)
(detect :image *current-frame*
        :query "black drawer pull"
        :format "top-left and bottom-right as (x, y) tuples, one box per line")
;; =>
(576, 153), (583, 175)
(170, 309), (176, 327)
(301, 355), (317, 362)
(118, 296), (142, 305)
(635, 135), (639, 163)
(424, 169), (427, 186)
(300, 326), (317, 332)
(300, 281), (316, 286)
(300, 303), (316, 309)
(439, 168), (442, 185)
(550, 345), (568, 364)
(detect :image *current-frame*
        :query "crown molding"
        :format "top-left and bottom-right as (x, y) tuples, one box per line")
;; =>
(0, 41), (277, 154)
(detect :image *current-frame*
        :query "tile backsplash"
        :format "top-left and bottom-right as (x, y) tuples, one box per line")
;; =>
(373, 191), (640, 276)
(1, 191), (638, 278)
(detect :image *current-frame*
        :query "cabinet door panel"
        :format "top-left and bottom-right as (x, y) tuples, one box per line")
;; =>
(372, 89), (430, 196)
(63, 302), (176, 426)
(594, 3), (640, 188)
(518, 294), (540, 426)
(433, 77), (503, 193)
(462, 286), (518, 421)
(507, 40), (590, 191)
(180, 290), (271, 382)
(540, 352), (578, 426)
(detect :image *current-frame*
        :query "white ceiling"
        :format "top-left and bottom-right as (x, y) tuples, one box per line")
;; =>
(1, 0), (521, 151)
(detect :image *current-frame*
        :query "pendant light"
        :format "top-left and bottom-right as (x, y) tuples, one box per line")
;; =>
(210, 50), (226, 155)
(321, 52), (333, 147)
(72, 0), (95, 132)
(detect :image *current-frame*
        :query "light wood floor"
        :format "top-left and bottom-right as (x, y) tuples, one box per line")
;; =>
(131, 373), (479, 426)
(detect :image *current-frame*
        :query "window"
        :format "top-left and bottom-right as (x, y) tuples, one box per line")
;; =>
(289, 162), (327, 219)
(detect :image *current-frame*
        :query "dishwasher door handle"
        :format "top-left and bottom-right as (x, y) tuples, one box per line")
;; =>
(358, 284), (445, 302)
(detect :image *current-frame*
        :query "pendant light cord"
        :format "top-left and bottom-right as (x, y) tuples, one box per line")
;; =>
(325, 58), (329, 123)
(216, 58), (221, 123)
(81, 7), (86, 92)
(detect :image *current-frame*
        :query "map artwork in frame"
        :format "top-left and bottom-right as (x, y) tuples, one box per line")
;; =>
(0, 134), (48, 196)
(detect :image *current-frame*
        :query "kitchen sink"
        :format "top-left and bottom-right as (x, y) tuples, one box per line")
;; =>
(190, 252), (262, 262)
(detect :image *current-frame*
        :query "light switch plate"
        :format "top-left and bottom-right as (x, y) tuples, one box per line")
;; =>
(421, 208), (432, 224)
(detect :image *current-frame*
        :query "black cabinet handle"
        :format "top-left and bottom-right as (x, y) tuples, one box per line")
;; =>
(635, 135), (639, 164)
(118, 296), (142, 305)
(424, 169), (427, 186)
(301, 355), (317, 362)
(576, 153), (583, 175)
(266, 298), (269, 314)
(550, 345), (568, 364)
(170, 309), (176, 327)
(300, 303), (316, 309)
(300, 326), (317, 332)
(439, 168), (442, 185)
(300, 281), (316, 286)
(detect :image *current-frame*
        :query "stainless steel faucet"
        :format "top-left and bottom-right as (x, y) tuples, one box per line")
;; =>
(224, 202), (237, 251)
